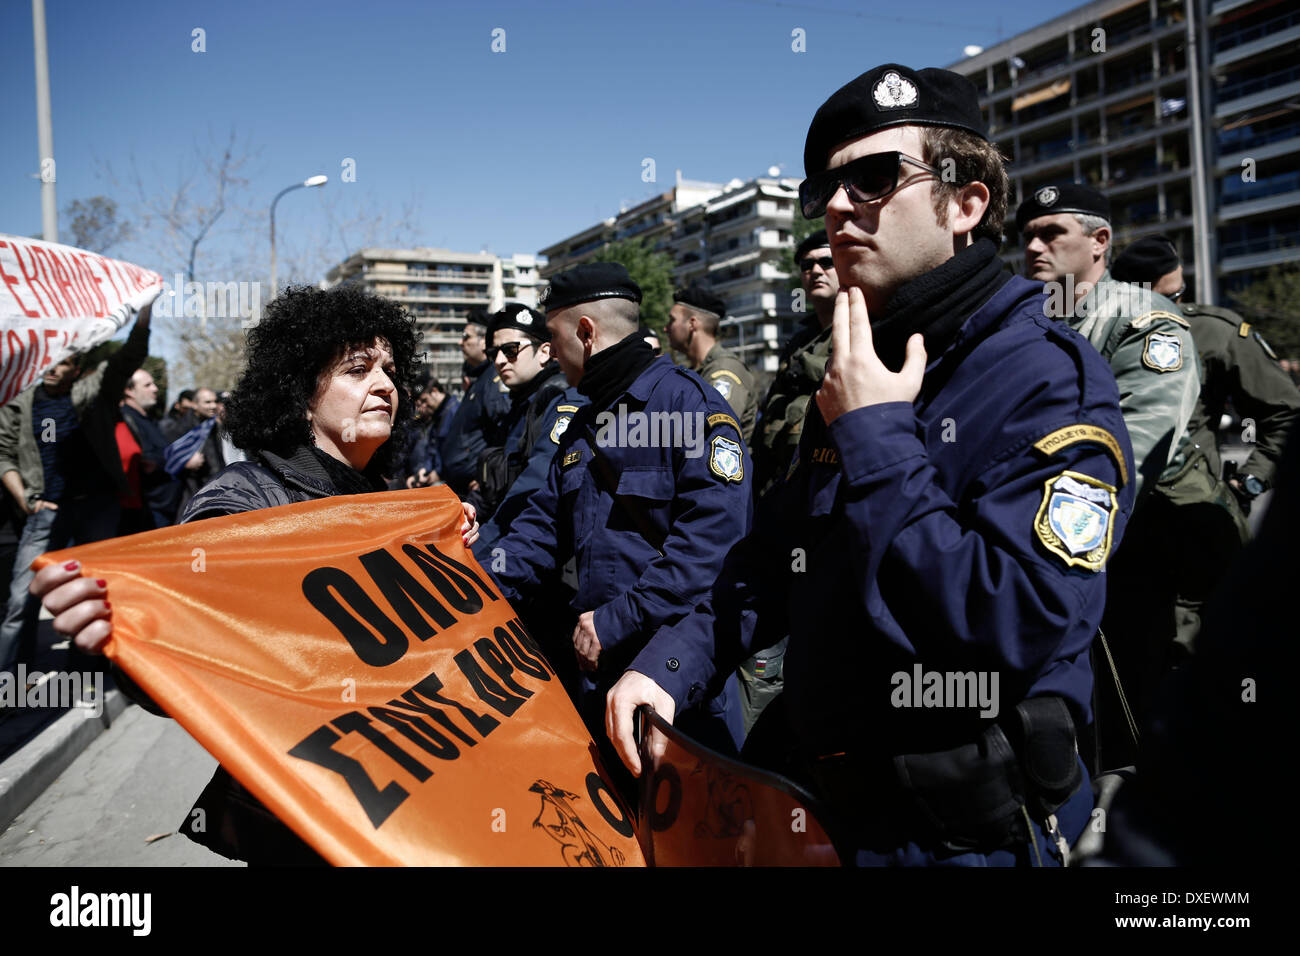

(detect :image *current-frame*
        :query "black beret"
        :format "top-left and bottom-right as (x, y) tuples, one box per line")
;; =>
(794, 231), (831, 262)
(1016, 183), (1111, 232)
(1111, 235), (1182, 285)
(804, 64), (987, 176)
(486, 302), (549, 342)
(673, 283), (727, 320)
(540, 262), (642, 313)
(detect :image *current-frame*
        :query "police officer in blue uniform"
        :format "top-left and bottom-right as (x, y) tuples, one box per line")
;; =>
(439, 314), (513, 496)
(469, 302), (587, 555)
(485, 262), (751, 775)
(607, 64), (1137, 867)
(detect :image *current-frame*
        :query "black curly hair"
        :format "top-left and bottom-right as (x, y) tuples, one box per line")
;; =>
(224, 285), (422, 475)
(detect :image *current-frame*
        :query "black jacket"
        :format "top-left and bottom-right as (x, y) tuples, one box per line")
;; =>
(125, 445), (384, 865)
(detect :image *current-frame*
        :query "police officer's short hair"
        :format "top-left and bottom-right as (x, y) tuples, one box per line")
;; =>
(919, 128), (1010, 247)
(1074, 214), (1112, 264)
(582, 296), (640, 334)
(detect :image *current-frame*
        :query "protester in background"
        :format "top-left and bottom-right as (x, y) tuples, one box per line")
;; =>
(174, 387), (227, 514)
(0, 301), (154, 678)
(119, 368), (182, 531)
(32, 285), (478, 865)
(161, 389), (197, 442)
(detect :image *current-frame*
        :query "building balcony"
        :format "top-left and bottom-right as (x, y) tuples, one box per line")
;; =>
(1003, 70), (1189, 140)
(1011, 119), (1192, 178)
(977, 20), (1186, 107)
(1211, 9), (1300, 67)
(1218, 243), (1300, 274)
(365, 267), (492, 282)
(1214, 70), (1300, 119)
(1218, 185), (1300, 221)
(1216, 130), (1300, 170)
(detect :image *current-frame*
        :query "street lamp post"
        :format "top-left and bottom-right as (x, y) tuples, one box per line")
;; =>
(269, 174), (328, 292)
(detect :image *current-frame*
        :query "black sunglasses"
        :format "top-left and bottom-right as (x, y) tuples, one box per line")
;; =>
(486, 341), (535, 362)
(800, 255), (835, 272)
(799, 150), (942, 219)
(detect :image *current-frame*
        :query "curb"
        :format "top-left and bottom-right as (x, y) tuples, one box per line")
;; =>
(0, 689), (129, 832)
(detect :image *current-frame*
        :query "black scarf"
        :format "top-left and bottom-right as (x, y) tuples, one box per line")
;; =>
(307, 446), (387, 496)
(577, 331), (658, 411)
(871, 238), (1011, 371)
(510, 360), (564, 409)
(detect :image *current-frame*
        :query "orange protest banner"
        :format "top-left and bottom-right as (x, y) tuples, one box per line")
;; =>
(637, 708), (842, 866)
(36, 486), (644, 866)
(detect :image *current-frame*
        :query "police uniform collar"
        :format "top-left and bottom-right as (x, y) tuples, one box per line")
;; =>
(937, 275), (1046, 369)
(626, 354), (676, 401)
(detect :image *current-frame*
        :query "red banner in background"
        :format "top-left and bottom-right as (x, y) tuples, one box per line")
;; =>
(36, 486), (644, 866)
(0, 234), (161, 406)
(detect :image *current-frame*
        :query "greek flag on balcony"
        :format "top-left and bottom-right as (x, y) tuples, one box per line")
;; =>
(1161, 98), (1186, 117)
(164, 418), (216, 477)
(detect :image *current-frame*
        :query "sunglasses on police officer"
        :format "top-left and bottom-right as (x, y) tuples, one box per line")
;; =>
(486, 341), (535, 362)
(799, 150), (943, 219)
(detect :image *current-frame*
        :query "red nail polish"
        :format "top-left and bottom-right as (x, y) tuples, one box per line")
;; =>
(96, 579), (107, 588)
(64, 561), (78, 571)
(103, 601), (111, 610)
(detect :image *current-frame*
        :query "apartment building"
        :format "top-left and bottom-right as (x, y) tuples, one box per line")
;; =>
(949, 0), (1299, 303)
(539, 173), (806, 373)
(323, 247), (537, 387)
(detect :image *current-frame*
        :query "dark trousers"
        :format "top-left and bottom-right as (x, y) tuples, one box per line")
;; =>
(0, 494), (121, 672)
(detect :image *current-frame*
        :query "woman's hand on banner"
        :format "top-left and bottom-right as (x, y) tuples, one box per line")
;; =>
(605, 670), (675, 776)
(572, 611), (601, 672)
(30, 560), (112, 654)
(461, 501), (479, 546)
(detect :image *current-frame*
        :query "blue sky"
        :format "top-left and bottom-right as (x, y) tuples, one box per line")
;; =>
(2, 0), (1084, 277)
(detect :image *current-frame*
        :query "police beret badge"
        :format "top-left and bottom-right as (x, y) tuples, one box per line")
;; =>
(873, 71), (919, 109)
(1035, 186), (1059, 206)
(709, 435), (744, 483)
(1034, 471), (1117, 572)
(1142, 330), (1183, 371)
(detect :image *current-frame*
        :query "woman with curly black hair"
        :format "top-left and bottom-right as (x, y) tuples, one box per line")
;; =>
(31, 284), (479, 864)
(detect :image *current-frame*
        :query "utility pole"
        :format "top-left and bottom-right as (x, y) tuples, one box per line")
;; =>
(32, 0), (57, 242)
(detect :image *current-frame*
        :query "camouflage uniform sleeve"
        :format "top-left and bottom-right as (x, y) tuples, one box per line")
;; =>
(1109, 312), (1201, 499)
(704, 359), (756, 446)
(1228, 324), (1300, 485)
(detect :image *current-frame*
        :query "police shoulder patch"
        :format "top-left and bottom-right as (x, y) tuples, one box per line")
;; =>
(561, 450), (582, 468)
(707, 412), (741, 434)
(1032, 424), (1129, 487)
(713, 379), (733, 400)
(708, 434), (744, 483)
(1034, 470), (1117, 572)
(1131, 309), (1190, 330)
(1141, 330), (1183, 371)
(550, 414), (572, 444)
(556, 404), (580, 413)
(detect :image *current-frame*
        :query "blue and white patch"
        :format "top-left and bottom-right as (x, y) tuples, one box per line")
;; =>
(713, 379), (733, 400)
(1142, 330), (1183, 371)
(709, 435), (744, 483)
(1034, 471), (1117, 571)
(550, 414), (572, 444)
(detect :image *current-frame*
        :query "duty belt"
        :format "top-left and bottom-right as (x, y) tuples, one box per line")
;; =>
(807, 696), (1084, 856)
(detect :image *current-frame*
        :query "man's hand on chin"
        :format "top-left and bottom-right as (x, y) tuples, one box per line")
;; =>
(605, 671), (676, 777)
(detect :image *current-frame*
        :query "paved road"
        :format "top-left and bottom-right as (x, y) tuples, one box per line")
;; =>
(0, 703), (241, 867)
